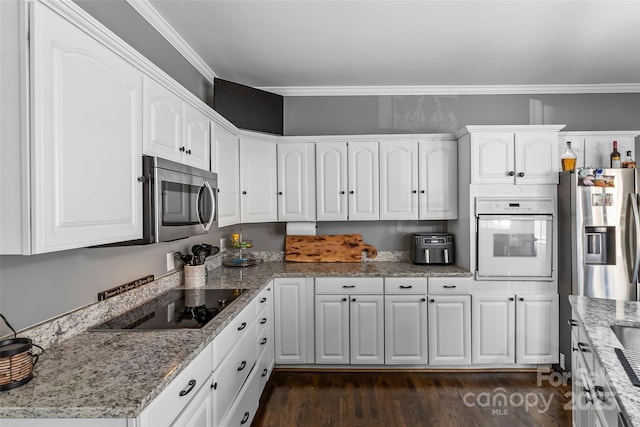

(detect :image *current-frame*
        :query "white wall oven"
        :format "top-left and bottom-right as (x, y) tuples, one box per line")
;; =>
(475, 198), (554, 280)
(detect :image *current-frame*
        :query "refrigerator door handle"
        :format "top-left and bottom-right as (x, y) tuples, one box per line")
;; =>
(626, 193), (640, 284)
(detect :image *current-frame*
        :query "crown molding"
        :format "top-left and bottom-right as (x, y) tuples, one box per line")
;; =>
(125, 0), (216, 83)
(258, 83), (640, 97)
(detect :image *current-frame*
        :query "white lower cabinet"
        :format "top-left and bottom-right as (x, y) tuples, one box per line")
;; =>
(315, 278), (384, 364)
(516, 294), (559, 364)
(138, 343), (214, 427)
(273, 277), (315, 364)
(383, 278), (429, 364)
(169, 374), (214, 427)
(472, 294), (516, 364)
(427, 295), (471, 365)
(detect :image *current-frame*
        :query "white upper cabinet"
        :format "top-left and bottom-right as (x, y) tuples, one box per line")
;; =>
(213, 123), (240, 227)
(380, 138), (457, 220)
(30, 1), (143, 253)
(316, 142), (349, 221)
(277, 142), (316, 221)
(419, 140), (458, 219)
(316, 141), (379, 221)
(240, 136), (278, 223)
(144, 76), (210, 169)
(459, 125), (564, 185)
(348, 141), (379, 220)
(379, 141), (419, 220)
(182, 103), (210, 170)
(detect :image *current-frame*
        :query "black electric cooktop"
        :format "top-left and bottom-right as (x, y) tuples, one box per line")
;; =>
(91, 288), (247, 331)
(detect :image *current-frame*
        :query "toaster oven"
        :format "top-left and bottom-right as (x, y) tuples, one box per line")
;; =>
(411, 233), (454, 265)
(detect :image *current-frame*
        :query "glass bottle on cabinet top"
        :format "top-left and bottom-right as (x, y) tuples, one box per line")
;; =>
(610, 141), (621, 168)
(622, 151), (636, 169)
(560, 141), (577, 171)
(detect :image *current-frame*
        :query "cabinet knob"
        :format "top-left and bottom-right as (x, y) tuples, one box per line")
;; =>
(430, 299), (435, 303)
(421, 298), (426, 302)
(340, 191), (345, 195)
(278, 192), (283, 195)
(569, 319), (578, 327)
(412, 190), (417, 194)
(137, 176), (145, 183)
(519, 297), (524, 301)
(420, 190), (426, 194)
(351, 298), (356, 302)
(242, 191), (247, 195)
(508, 171), (515, 176)
(517, 172), (525, 178)
(179, 146), (186, 152)
(211, 382), (218, 390)
(349, 190), (355, 194)
(186, 149), (192, 155)
(342, 297), (347, 302)
(578, 342), (590, 353)
(509, 297), (515, 301)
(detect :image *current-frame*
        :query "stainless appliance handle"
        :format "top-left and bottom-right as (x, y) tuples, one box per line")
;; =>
(626, 193), (640, 283)
(424, 249), (430, 263)
(197, 181), (216, 231)
(444, 249), (449, 264)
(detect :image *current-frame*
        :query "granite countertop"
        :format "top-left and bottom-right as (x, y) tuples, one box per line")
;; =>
(569, 295), (640, 427)
(0, 260), (470, 419)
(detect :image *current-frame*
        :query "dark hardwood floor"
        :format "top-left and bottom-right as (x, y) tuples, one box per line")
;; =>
(252, 370), (572, 427)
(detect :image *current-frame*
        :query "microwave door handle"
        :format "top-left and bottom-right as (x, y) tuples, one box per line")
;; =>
(626, 193), (640, 283)
(197, 181), (216, 231)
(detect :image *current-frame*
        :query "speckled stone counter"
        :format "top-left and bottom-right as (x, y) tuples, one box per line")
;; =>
(0, 260), (470, 419)
(569, 295), (640, 427)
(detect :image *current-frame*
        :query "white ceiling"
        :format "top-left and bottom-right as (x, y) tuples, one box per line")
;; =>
(146, 0), (640, 95)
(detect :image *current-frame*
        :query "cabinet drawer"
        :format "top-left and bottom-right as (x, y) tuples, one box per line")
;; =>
(428, 277), (472, 293)
(141, 343), (213, 427)
(384, 277), (428, 294)
(255, 282), (273, 315)
(212, 320), (257, 426)
(213, 301), (255, 368)
(222, 368), (261, 427)
(315, 277), (383, 294)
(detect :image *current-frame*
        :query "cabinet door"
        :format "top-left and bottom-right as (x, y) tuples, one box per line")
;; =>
(379, 141), (418, 220)
(515, 132), (559, 184)
(472, 295), (515, 364)
(316, 142), (348, 221)
(213, 123), (240, 227)
(572, 351), (593, 427)
(348, 141), (379, 220)
(470, 132), (515, 184)
(240, 137), (277, 223)
(169, 377), (212, 427)
(419, 140), (458, 220)
(516, 294), (559, 364)
(428, 295), (471, 365)
(273, 278), (314, 364)
(182, 104), (210, 170)
(277, 142), (316, 221)
(385, 295), (428, 364)
(31, 3), (143, 252)
(350, 295), (384, 364)
(315, 295), (349, 364)
(143, 76), (183, 162)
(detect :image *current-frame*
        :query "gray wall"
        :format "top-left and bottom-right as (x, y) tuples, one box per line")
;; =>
(284, 93), (640, 135)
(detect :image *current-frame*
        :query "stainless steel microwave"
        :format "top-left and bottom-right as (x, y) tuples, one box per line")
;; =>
(110, 156), (218, 245)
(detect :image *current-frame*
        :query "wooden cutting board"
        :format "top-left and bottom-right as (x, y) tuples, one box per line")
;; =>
(285, 234), (377, 263)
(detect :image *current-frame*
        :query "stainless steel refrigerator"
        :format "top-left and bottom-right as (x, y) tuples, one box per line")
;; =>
(558, 168), (639, 372)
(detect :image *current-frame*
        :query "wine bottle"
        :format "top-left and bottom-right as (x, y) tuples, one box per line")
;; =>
(610, 141), (621, 168)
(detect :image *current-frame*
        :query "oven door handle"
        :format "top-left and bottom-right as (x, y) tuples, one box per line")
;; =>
(196, 181), (216, 231)
(626, 193), (640, 284)
(477, 214), (552, 221)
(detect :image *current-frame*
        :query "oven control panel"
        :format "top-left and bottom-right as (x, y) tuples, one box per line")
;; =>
(475, 198), (554, 215)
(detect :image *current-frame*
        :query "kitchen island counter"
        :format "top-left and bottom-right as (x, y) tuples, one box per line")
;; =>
(570, 295), (640, 427)
(0, 260), (470, 420)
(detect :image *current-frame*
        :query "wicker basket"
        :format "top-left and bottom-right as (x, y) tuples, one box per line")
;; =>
(0, 314), (43, 391)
